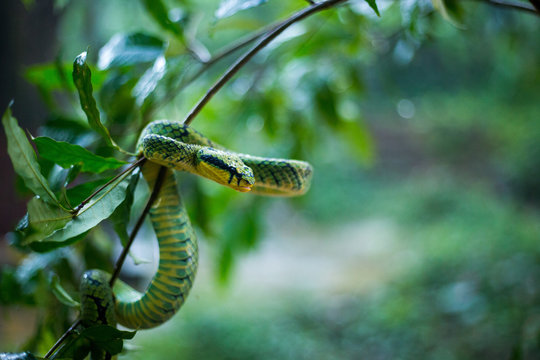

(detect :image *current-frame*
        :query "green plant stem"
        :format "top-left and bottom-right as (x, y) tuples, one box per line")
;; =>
(71, 157), (146, 215)
(109, 164), (167, 287)
(44, 319), (81, 358)
(182, 0), (348, 126)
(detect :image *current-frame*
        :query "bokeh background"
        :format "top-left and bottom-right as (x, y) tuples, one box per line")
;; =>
(1, 0), (540, 359)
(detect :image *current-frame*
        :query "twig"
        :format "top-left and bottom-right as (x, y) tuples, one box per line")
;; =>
(44, 319), (81, 358)
(182, 0), (348, 126)
(71, 157), (146, 215)
(481, 0), (538, 14)
(109, 165), (168, 287)
(147, 21), (275, 121)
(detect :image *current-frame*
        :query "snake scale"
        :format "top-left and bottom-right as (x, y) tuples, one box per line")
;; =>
(79, 120), (313, 332)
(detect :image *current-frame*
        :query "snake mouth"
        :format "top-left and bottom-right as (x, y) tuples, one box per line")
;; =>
(238, 185), (253, 192)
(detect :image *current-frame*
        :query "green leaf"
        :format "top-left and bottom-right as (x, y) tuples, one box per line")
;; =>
(49, 273), (80, 307)
(133, 56), (167, 107)
(81, 325), (136, 341)
(39, 116), (90, 144)
(110, 172), (139, 244)
(72, 52), (126, 153)
(2, 106), (59, 205)
(432, 0), (465, 28)
(364, 0), (380, 16)
(98, 73), (137, 125)
(215, 0), (267, 19)
(81, 325), (136, 355)
(27, 197), (72, 238)
(141, 0), (184, 39)
(24, 62), (73, 92)
(64, 164), (82, 186)
(66, 177), (113, 206)
(29, 173), (130, 250)
(33, 136), (127, 173)
(93, 339), (123, 355)
(110, 171), (149, 265)
(97, 33), (165, 70)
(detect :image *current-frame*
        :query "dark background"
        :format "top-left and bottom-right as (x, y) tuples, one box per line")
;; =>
(0, 0), (58, 233)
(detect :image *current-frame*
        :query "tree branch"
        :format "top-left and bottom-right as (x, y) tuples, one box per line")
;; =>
(71, 157), (146, 215)
(147, 23), (271, 121)
(109, 164), (167, 287)
(182, 0), (348, 126)
(44, 320), (81, 358)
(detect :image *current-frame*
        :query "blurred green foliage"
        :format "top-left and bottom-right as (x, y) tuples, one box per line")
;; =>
(126, 176), (540, 360)
(1, 0), (540, 359)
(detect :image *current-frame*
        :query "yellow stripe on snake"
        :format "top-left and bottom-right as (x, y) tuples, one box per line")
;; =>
(79, 120), (313, 333)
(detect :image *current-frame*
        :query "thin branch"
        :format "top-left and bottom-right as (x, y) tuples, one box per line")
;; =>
(109, 164), (168, 287)
(44, 319), (81, 358)
(147, 22), (275, 121)
(71, 157), (146, 215)
(202, 26), (273, 69)
(481, 0), (538, 14)
(182, 0), (348, 126)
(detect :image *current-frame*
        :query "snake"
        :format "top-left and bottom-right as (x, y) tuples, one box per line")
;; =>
(76, 120), (313, 336)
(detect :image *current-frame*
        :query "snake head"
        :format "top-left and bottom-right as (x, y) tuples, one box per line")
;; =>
(196, 148), (254, 192)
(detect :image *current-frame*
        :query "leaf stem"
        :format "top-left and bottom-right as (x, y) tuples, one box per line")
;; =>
(182, 0), (348, 126)
(109, 165), (167, 287)
(71, 157), (146, 216)
(44, 319), (81, 358)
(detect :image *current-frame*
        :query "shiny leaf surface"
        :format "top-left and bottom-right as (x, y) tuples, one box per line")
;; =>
(73, 52), (125, 153)
(215, 0), (268, 19)
(2, 106), (59, 205)
(34, 136), (127, 173)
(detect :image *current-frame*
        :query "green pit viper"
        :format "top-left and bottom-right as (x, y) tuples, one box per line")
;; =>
(79, 120), (313, 331)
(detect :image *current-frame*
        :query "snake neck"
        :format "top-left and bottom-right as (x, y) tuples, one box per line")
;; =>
(137, 120), (219, 150)
(139, 134), (201, 173)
